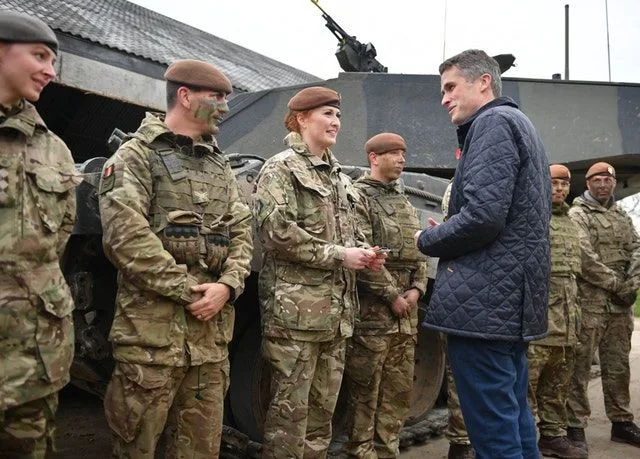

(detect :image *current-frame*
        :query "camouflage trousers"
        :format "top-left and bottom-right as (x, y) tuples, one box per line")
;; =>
(344, 333), (416, 459)
(0, 392), (58, 459)
(104, 359), (229, 459)
(445, 359), (471, 446)
(261, 336), (346, 459)
(567, 311), (634, 428)
(527, 344), (575, 437)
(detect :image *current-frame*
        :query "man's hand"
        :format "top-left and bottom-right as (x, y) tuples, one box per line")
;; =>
(415, 219), (439, 251)
(391, 295), (411, 318)
(343, 247), (377, 270)
(186, 282), (231, 321)
(365, 246), (388, 271)
(402, 288), (421, 307)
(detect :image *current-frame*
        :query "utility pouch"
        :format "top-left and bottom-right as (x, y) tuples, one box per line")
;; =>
(204, 231), (230, 274)
(160, 210), (202, 266)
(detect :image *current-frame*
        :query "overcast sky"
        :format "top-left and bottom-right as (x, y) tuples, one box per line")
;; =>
(129, 0), (640, 83)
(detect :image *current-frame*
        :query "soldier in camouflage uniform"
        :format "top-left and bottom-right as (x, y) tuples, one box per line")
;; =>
(98, 59), (253, 458)
(343, 133), (429, 458)
(0, 12), (82, 458)
(440, 180), (475, 459)
(567, 161), (640, 451)
(527, 165), (587, 459)
(253, 87), (383, 459)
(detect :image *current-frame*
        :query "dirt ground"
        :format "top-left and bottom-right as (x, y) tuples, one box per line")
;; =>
(52, 319), (640, 458)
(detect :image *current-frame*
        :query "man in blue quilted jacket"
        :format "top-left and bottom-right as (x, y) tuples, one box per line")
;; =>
(415, 49), (551, 459)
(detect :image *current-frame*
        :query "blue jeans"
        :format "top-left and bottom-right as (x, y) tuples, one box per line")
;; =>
(447, 335), (539, 459)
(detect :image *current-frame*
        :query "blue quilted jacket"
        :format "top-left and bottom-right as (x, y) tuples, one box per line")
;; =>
(417, 97), (551, 341)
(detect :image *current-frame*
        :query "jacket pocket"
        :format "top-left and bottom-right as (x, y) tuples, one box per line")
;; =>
(26, 166), (76, 232)
(292, 169), (333, 236)
(110, 288), (181, 348)
(275, 264), (333, 331)
(35, 284), (75, 383)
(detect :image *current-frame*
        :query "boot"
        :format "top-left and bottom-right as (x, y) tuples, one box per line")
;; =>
(611, 421), (640, 447)
(538, 435), (588, 458)
(448, 443), (476, 459)
(566, 427), (588, 452)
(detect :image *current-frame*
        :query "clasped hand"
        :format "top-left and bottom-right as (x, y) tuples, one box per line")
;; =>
(185, 282), (231, 321)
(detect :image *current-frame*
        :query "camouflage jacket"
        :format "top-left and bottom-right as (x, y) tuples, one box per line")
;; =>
(0, 102), (81, 409)
(570, 191), (640, 313)
(98, 113), (253, 366)
(254, 132), (362, 342)
(534, 202), (581, 346)
(353, 174), (429, 335)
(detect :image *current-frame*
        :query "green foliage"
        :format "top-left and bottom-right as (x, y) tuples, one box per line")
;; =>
(635, 293), (640, 317)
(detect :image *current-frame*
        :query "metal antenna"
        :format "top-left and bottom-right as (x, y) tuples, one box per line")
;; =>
(442, 0), (448, 61)
(605, 0), (612, 81)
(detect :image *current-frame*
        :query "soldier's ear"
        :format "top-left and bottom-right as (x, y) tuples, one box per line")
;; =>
(296, 111), (311, 131)
(176, 86), (191, 109)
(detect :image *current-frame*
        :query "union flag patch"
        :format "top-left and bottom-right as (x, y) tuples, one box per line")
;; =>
(103, 164), (114, 179)
(100, 163), (116, 194)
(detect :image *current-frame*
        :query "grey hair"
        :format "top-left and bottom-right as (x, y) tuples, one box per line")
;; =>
(439, 49), (502, 97)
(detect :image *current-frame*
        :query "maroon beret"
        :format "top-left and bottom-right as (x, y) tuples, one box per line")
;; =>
(585, 162), (615, 180)
(287, 86), (340, 111)
(164, 59), (232, 94)
(549, 164), (571, 180)
(365, 133), (407, 155)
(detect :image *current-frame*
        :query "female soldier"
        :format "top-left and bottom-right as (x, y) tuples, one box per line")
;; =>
(253, 86), (382, 458)
(0, 11), (81, 458)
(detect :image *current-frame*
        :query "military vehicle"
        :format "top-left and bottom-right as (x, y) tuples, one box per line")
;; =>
(15, 0), (640, 452)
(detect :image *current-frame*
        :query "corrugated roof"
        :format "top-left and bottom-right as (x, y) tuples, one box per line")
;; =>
(3, 0), (321, 92)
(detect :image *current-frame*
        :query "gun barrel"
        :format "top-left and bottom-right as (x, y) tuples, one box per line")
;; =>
(311, 0), (352, 41)
(310, 0), (387, 73)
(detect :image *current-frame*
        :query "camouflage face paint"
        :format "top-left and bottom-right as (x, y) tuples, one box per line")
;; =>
(191, 97), (229, 134)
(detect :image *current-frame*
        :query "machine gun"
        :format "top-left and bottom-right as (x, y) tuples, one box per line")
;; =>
(311, 0), (387, 73)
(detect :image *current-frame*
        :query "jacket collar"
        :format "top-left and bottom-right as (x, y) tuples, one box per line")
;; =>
(552, 201), (570, 215)
(578, 190), (615, 210)
(284, 131), (341, 171)
(358, 172), (400, 192)
(456, 97), (519, 150)
(0, 101), (48, 137)
(133, 112), (220, 157)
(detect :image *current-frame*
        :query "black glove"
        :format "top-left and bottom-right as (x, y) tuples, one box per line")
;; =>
(612, 279), (638, 308)
(612, 291), (637, 308)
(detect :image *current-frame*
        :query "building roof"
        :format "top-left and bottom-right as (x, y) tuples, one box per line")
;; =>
(3, 0), (320, 92)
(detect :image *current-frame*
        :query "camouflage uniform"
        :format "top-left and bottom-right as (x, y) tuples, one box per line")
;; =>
(98, 113), (252, 458)
(527, 202), (581, 437)
(0, 102), (81, 458)
(440, 180), (471, 449)
(344, 173), (428, 458)
(567, 191), (640, 429)
(254, 132), (362, 459)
